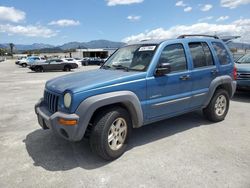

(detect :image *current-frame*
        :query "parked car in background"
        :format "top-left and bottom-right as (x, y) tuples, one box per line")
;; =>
(235, 53), (250, 90)
(35, 35), (236, 160)
(232, 53), (244, 62)
(81, 57), (104, 66)
(29, 59), (78, 72)
(15, 57), (27, 65)
(18, 56), (46, 67)
(74, 58), (83, 67)
(61, 58), (81, 68)
(16, 57), (28, 66)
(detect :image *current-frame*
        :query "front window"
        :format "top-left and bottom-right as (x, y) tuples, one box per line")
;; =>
(237, 54), (250, 64)
(102, 44), (157, 71)
(159, 44), (187, 73)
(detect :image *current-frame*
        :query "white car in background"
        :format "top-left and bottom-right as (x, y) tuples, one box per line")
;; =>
(61, 58), (81, 68)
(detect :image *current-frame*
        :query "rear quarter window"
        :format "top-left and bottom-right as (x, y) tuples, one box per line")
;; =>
(212, 42), (231, 65)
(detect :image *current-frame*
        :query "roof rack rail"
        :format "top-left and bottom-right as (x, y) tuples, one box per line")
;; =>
(177, 34), (219, 39)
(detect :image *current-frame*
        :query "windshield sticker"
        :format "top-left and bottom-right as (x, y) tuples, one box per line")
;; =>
(139, 46), (156, 51)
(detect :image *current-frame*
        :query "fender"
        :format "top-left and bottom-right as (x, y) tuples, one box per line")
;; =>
(74, 90), (144, 141)
(204, 75), (236, 107)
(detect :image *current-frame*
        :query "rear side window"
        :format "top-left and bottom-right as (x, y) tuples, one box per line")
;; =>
(159, 44), (187, 73)
(189, 42), (214, 68)
(212, 42), (231, 65)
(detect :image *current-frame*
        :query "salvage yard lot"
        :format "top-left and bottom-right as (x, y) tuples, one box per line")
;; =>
(0, 60), (250, 188)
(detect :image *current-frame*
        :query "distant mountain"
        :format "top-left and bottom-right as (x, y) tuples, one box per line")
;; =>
(0, 40), (126, 52)
(0, 44), (6, 49)
(0, 43), (54, 51)
(59, 40), (125, 50)
(15, 43), (55, 51)
(84, 40), (125, 49)
(58, 42), (82, 50)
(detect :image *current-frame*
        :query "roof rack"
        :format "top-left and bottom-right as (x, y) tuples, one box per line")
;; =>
(177, 34), (219, 39)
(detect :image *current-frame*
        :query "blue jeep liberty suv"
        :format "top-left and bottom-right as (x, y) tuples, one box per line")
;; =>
(35, 35), (237, 160)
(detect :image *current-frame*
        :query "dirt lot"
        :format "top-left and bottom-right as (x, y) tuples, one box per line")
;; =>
(0, 60), (250, 188)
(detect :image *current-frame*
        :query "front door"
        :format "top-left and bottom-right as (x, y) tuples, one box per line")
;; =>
(147, 43), (192, 119)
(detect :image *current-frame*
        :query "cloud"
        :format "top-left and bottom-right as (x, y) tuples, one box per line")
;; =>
(106, 0), (144, 6)
(0, 24), (57, 38)
(184, 6), (192, 12)
(122, 19), (250, 43)
(175, 1), (186, 7)
(221, 0), (250, 9)
(48, 19), (80, 27)
(216, 16), (229, 22)
(200, 4), (213, 11)
(127, 15), (141, 21)
(198, 16), (214, 22)
(0, 6), (26, 23)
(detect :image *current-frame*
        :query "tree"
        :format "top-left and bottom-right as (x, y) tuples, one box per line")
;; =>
(9, 43), (15, 56)
(0, 48), (8, 56)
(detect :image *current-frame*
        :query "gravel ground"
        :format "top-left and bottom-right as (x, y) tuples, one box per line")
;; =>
(0, 60), (250, 188)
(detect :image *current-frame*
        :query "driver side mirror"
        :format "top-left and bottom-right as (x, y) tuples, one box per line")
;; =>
(155, 63), (171, 76)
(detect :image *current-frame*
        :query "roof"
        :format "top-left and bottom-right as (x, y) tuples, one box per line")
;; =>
(127, 39), (167, 45)
(128, 36), (223, 46)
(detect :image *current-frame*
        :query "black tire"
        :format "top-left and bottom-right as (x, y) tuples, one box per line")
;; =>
(64, 65), (71, 71)
(203, 89), (230, 122)
(22, 63), (27, 67)
(84, 62), (88, 66)
(35, 66), (43, 72)
(89, 107), (132, 160)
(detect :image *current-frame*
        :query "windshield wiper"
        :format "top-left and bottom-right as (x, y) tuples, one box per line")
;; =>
(112, 64), (129, 72)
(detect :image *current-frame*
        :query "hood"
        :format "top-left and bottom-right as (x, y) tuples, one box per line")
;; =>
(235, 63), (250, 72)
(46, 69), (146, 94)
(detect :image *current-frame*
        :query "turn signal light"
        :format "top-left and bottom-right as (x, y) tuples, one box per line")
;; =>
(58, 118), (77, 126)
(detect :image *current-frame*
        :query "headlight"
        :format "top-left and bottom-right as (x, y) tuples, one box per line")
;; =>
(64, 93), (72, 108)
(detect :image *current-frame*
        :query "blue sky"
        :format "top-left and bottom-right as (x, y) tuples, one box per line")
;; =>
(0, 0), (250, 45)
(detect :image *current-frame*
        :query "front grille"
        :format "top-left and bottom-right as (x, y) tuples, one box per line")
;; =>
(237, 72), (250, 80)
(44, 90), (59, 113)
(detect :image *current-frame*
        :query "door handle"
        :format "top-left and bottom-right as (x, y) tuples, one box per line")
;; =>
(179, 75), (191, 81)
(211, 69), (218, 75)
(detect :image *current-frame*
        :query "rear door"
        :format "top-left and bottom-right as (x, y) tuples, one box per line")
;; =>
(50, 60), (63, 70)
(147, 43), (193, 119)
(187, 41), (217, 108)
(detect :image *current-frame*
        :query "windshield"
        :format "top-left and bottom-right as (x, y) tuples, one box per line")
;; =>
(102, 44), (157, 71)
(237, 54), (250, 64)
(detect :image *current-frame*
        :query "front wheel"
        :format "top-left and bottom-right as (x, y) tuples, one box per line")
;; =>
(203, 89), (230, 122)
(35, 66), (43, 72)
(89, 107), (132, 160)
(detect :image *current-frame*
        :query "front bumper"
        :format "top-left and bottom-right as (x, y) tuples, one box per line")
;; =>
(35, 99), (81, 141)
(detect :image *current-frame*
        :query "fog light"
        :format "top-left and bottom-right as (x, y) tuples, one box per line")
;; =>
(58, 118), (77, 126)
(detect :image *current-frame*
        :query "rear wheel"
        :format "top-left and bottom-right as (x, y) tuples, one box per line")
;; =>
(21, 63), (27, 67)
(63, 65), (71, 71)
(89, 107), (132, 160)
(203, 89), (230, 122)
